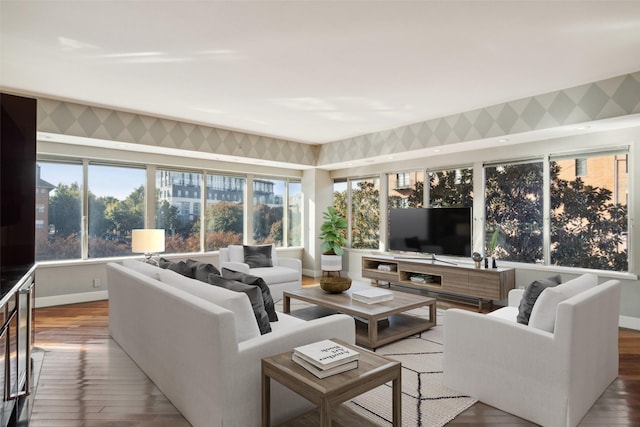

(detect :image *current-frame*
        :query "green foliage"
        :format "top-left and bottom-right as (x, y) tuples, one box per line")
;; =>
(253, 204), (283, 245)
(351, 180), (379, 249)
(319, 206), (348, 255)
(429, 169), (473, 208)
(485, 162), (544, 263)
(206, 201), (243, 234)
(48, 183), (82, 236)
(550, 166), (628, 271)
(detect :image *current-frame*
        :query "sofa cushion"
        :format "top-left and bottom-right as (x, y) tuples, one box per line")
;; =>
(243, 245), (273, 268)
(208, 274), (271, 335)
(249, 266), (299, 284)
(227, 244), (279, 265)
(122, 259), (161, 280)
(222, 268), (278, 322)
(529, 273), (598, 333)
(517, 275), (561, 325)
(186, 259), (220, 283)
(157, 268), (260, 342)
(158, 258), (194, 278)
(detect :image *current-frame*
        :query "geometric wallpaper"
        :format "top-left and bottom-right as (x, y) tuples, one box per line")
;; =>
(317, 71), (640, 166)
(37, 71), (639, 168)
(37, 99), (318, 167)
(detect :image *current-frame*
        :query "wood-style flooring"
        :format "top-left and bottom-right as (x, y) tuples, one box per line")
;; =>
(31, 278), (640, 426)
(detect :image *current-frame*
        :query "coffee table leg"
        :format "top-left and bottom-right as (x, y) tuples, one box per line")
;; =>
(262, 370), (270, 427)
(320, 398), (332, 427)
(368, 318), (378, 349)
(283, 294), (290, 313)
(392, 368), (402, 426)
(429, 300), (437, 325)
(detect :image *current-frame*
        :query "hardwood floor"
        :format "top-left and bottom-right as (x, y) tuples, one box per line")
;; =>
(31, 281), (640, 426)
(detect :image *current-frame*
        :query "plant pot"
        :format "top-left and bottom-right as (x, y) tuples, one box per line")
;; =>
(321, 254), (342, 272)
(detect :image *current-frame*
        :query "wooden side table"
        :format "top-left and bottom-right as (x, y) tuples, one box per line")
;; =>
(261, 339), (401, 427)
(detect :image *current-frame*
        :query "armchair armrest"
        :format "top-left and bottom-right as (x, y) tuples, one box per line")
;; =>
(220, 261), (250, 274)
(508, 288), (525, 307)
(277, 257), (302, 273)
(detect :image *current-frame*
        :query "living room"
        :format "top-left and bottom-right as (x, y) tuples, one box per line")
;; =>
(2, 1), (640, 426)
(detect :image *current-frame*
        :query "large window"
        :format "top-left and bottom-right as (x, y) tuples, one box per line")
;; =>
(550, 152), (628, 271)
(35, 162), (82, 261)
(484, 161), (544, 263)
(204, 174), (244, 251)
(253, 178), (285, 245)
(88, 164), (145, 258)
(156, 169), (202, 253)
(428, 167), (473, 208)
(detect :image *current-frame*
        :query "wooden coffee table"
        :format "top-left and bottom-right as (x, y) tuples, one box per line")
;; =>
(283, 285), (436, 349)
(261, 339), (401, 427)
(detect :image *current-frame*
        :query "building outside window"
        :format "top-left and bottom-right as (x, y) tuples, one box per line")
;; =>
(156, 169), (203, 253)
(388, 170), (424, 208)
(253, 178), (284, 245)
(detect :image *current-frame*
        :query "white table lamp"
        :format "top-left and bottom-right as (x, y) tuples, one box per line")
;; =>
(132, 229), (165, 264)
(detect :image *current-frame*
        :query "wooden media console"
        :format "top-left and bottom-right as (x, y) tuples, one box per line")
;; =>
(362, 255), (515, 310)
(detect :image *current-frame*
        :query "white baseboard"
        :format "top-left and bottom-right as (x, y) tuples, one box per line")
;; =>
(35, 290), (108, 308)
(619, 315), (640, 331)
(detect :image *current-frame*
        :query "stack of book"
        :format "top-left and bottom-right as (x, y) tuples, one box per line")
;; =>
(292, 340), (359, 378)
(377, 263), (397, 272)
(352, 288), (394, 304)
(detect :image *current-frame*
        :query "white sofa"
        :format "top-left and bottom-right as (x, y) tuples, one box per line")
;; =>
(443, 274), (621, 427)
(219, 244), (301, 300)
(107, 260), (355, 427)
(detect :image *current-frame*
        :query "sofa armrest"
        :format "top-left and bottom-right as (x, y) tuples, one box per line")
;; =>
(221, 261), (250, 274)
(277, 257), (302, 273)
(508, 288), (525, 307)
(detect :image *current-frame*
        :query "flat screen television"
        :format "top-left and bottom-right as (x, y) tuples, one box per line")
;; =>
(388, 207), (472, 257)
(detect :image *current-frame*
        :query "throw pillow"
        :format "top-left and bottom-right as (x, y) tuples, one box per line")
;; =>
(243, 245), (273, 268)
(222, 268), (278, 322)
(186, 259), (221, 283)
(516, 275), (561, 325)
(158, 258), (194, 278)
(208, 274), (271, 335)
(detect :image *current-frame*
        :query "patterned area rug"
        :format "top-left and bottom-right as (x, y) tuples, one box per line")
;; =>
(276, 299), (477, 427)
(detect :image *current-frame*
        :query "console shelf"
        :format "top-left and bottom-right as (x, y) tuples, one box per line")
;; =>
(362, 255), (515, 308)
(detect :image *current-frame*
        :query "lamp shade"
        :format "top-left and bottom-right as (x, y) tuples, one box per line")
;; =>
(132, 229), (165, 254)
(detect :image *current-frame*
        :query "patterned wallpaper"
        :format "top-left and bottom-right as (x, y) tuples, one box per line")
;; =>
(36, 72), (639, 168)
(317, 71), (640, 166)
(37, 100), (318, 167)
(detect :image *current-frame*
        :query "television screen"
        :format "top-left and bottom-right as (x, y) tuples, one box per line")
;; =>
(388, 207), (471, 257)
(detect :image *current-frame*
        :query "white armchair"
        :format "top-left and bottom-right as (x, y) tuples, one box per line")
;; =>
(219, 244), (302, 300)
(443, 276), (621, 427)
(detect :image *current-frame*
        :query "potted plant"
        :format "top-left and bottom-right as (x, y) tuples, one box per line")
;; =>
(319, 206), (348, 272)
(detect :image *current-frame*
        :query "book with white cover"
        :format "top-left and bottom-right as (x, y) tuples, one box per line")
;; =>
(292, 354), (358, 378)
(351, 288), (394, 304)
(293, 339), (359, 370)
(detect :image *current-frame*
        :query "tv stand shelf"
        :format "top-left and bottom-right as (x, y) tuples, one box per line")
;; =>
(362, 256), (515, 308)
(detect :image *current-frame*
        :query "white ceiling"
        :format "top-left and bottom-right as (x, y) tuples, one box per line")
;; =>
(2, 1), (640, 145)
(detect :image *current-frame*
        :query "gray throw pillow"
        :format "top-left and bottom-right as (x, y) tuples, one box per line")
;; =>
(222, 268), (278, 322)
(207, 274), (271, 335)
(186, 259), (220, 283)
(517, 275), (562, 325)
(158, 258), (194, 278)
(243, 245), (273, 268)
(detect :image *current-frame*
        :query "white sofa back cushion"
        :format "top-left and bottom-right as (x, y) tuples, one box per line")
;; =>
(122, 259), (161, 280)
(157, 268), (260, 342)
(529, 273), (598, 332)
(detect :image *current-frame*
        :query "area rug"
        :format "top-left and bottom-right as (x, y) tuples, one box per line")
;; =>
(276, 299), (477, 427)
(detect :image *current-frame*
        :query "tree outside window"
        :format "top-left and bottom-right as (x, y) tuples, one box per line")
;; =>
(253, 178), (284, 246)
(388, 171), (424, 208)
(288, 181), (302, 247)
(204, 174), (244, 251)
(351, 177), (380, 249)
(429, 168), (473, 208)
